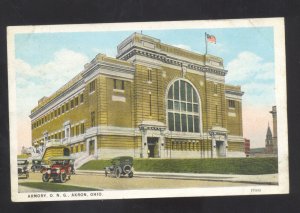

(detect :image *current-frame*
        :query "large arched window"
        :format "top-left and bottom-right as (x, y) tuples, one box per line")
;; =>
(167, 79), (200, 133)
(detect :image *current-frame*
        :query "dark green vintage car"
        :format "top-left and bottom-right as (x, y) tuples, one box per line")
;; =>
(104, 156), (134, 178)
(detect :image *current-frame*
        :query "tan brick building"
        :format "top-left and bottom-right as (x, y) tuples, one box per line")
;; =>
(29, 33), (245, 159)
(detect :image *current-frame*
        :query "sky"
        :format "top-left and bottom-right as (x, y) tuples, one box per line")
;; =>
(13, 26), (276, 153)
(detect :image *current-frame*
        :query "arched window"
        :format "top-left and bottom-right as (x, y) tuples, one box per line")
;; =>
(167, 79), (200, 133)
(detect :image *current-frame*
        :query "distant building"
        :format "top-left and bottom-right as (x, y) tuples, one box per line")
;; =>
(250, 105), (278, 157)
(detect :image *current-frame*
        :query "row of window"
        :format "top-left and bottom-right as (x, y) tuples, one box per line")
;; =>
(70, 143), (85, 154)
(32, 93), (84, 129)
(170, 141), (205, 151)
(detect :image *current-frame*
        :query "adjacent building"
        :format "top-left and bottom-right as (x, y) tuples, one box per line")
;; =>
(29, 33), (245, 159)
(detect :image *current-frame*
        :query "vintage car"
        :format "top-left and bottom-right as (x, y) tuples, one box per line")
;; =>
(41, 156), (73, 183)
(104, 156), (134, 178)
(17, 159), (29, 178)
(31, 159), (48, 172)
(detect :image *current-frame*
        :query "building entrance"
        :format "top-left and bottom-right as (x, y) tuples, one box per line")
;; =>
(216, 141), (225, 157)
(147, 137), (159, 158)
(89, 140), (95, 155)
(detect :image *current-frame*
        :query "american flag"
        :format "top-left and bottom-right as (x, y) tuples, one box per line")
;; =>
(206, 34), (216, 44)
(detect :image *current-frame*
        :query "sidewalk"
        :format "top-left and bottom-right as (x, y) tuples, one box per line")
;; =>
(76, 170), (278, 185)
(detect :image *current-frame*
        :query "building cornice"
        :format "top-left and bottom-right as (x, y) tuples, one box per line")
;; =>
(117, 46), (228, 76)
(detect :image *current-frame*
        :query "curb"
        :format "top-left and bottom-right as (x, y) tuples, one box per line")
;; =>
(76, 170), (278, 185)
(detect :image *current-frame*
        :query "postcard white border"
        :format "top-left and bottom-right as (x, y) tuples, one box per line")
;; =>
(7, 17), (289, 202)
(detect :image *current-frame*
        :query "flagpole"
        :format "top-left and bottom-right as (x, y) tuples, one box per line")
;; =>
(205, 32), (207, 55)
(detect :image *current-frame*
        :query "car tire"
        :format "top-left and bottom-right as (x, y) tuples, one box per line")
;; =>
(115, 168), (121, 178)
(60, 173), (67, 183)
(42, 174), (49, 182)
(128, 171), (133, 178)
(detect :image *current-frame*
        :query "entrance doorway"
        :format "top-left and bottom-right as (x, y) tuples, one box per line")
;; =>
(89, 140), (95, 155)
(216, 141), (225, 157)
(147, 137), (159, 158)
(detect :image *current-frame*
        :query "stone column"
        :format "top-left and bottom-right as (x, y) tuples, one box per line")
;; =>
(141, 130), (147, 158)
(159, 136), (165, 158)
(94, 137), (98, 159)
(212, 137), (217, 158)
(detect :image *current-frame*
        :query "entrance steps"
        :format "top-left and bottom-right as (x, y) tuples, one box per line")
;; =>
(74, 153), (95, 169)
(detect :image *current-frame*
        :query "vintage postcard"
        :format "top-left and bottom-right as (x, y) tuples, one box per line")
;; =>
(7, 18), (288, 202)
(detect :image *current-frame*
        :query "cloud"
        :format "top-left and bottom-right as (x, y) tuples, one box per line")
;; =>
(226, 51), (274, 83)
(14, 49), (89, 150)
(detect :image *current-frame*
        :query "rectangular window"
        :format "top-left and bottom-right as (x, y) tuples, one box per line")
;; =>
(113, 79), (117, 89)
(70, 146), (73, 154)
(113, 79), (125, 90)
(168, 100), (173, 110)
(174, 81), (179, 100)
(194, 116), (200, 133)
(80, 123), (85, 134)
(71, 100), (74, 108)
(215, 105), (218, 123)
(181, 114), (187, 132)
(62, 131), (65, 138)
(214, 84), (218, 94)
(51, 112), (53, 119)
(188, 115), (193, 132)
(62, 105), (65, 113)
(71, 127), (74, 137)
(180, 81), (186, 101)
(89, 80), (96, 93)
(75, 97), (78, 106)
(228, 100), (235, 108)
(66, 103), (69, 111)
(54, 110), (57, 117)
(174, 101), (180, 111)
(187, 84), (192, 102)
(80, 144), (84, 152)
(91, 111), (96, 127)
(149, 94), (152, 116)
(80, 94), (84, 103)
(75, 145), (78, 153)
(75, 125), (79, 136)
(148, 69), (152, 82)
(175, 113), (181, 131)
(58, 108), (60, 116)
(168, 112), (174, 131)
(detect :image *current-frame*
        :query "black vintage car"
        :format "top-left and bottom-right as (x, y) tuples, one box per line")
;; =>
(18, 159), (29, 178)
(104, 156), (134, 178)
(31, 159), (47, 172)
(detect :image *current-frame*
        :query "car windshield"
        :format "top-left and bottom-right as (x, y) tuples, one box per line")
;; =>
(51, 160), (69, 165)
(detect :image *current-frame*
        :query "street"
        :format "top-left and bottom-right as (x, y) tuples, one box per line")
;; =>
(18, 171), (255, 192)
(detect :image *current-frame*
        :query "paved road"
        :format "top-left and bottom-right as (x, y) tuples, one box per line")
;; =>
(19, 172), (255, 192)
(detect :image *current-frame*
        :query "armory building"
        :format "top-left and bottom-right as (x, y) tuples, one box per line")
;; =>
(29, 33), (245, 159)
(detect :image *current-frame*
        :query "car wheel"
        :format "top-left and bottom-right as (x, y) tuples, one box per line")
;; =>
(42, 174), (49, 182)
(68, 175), (71, 180)
(128, 171), (133, 178)
(115, 168), (121, 178)
(60, 173), (67, 183)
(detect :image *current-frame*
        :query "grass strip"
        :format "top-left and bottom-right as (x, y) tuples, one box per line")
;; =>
(79, 157), (278, 175)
